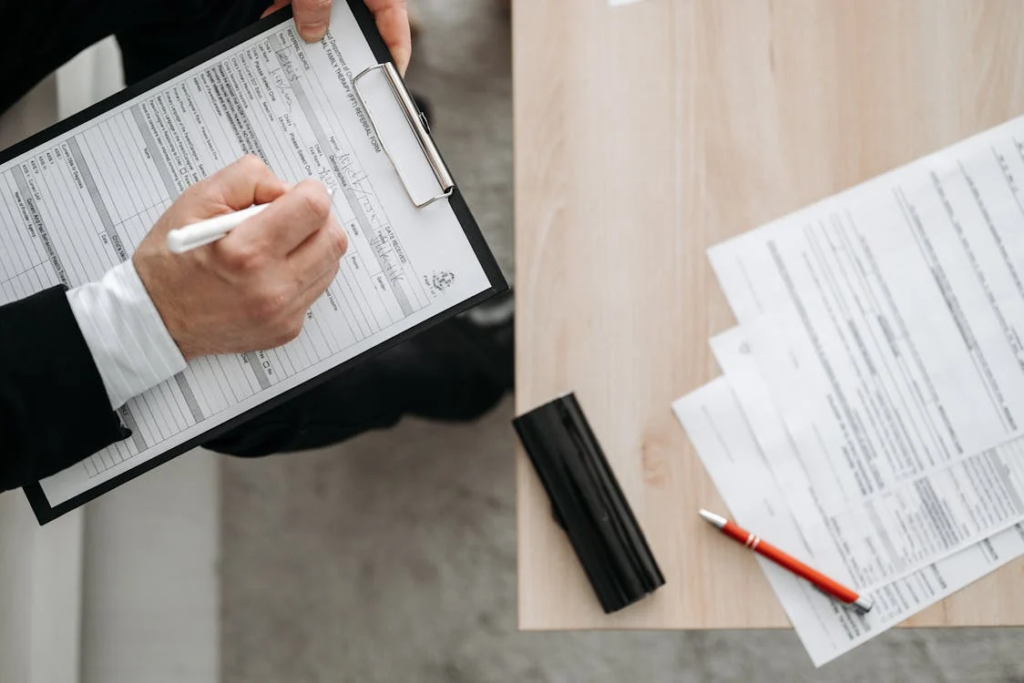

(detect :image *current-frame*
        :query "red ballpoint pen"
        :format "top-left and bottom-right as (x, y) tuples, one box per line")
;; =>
(699, 509), (873, 614)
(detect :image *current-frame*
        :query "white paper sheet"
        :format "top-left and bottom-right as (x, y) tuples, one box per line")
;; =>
(0, 4), (492, 505)
(710, 327), (1024, 592)
(673, 377), (1024, 667)
(709, 117), (1024, 514)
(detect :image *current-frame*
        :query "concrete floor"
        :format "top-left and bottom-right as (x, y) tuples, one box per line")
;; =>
(221, 2), (1024, 681)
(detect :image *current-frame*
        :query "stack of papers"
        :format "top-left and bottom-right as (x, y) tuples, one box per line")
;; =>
(673, 115), (1024, 666)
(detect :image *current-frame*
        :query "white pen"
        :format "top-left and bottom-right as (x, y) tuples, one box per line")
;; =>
(166, 187), (335, 254)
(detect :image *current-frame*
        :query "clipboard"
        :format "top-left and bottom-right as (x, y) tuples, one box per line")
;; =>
(4, 1), (507, 524)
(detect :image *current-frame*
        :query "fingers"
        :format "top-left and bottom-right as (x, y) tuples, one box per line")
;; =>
(293, 0), (332, 42)
(287, 218), (348, 290)
(271, 264), (339, 350)
(265, 1), (411, 72)
(263, 228), (343, 348)
(189, 155), (287, 214)
(295, 263), (341, 313)
(224, 179), (333, 259)
(365, 0), (411, 74)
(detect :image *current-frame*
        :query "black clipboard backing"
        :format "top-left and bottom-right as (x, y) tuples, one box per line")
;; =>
(6, 1), (506, 524)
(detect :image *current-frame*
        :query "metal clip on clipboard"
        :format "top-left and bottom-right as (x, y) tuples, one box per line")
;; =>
(353, 62), (454, 208)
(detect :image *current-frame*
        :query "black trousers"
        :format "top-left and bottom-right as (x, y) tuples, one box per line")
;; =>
(0, 0), (507, 457)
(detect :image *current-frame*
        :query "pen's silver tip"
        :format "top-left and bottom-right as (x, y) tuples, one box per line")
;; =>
(699, 509), (727, 529)
(852, 597), (873, 614)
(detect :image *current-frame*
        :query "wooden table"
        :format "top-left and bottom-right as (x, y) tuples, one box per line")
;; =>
(514, 0), (1024, 630)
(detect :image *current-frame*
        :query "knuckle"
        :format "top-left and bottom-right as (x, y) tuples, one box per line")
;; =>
(332, 225), (348, 258)
(286, 316), (305, 340)
(237, 154), (267, 174)
(272, 316), (304, 347)
(318, 259), (340, 288)
(179, 178), (212, 205)
(299, 184), (332, 220)
(249, 283), (292, 321)
(178, 182), (201, 201)
(222, 243), (265, 273)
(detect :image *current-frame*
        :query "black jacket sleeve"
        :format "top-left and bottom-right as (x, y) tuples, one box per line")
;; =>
(0, 286), (128, 492)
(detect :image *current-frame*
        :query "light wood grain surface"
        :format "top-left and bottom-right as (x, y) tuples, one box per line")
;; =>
(514, 0), (1024, 630)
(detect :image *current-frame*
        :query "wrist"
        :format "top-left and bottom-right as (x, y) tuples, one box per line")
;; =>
(132, 252), (198, 361)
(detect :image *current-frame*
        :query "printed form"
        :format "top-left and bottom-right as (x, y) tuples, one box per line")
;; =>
(709, 116), (1024, 516)
(0, 3), (491, 505)
(711, 327), (1024, 592)
(673, 377), (1024, 667)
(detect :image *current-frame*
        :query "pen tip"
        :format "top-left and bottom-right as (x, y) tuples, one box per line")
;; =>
(699, 509), (727, 529)
(852, 597), (873, 614)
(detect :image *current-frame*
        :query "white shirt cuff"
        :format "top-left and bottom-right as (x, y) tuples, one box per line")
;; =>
(67, 260), (187, 410)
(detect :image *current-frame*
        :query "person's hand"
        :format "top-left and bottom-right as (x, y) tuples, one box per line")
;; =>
(134, 155), (347, 360)
(262, 0), (412, 75)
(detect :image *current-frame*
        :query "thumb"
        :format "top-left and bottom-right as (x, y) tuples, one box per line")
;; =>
(294, 0), (332, 42)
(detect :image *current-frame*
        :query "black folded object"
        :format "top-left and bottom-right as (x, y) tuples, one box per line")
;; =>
(513, 393), (665, 613)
